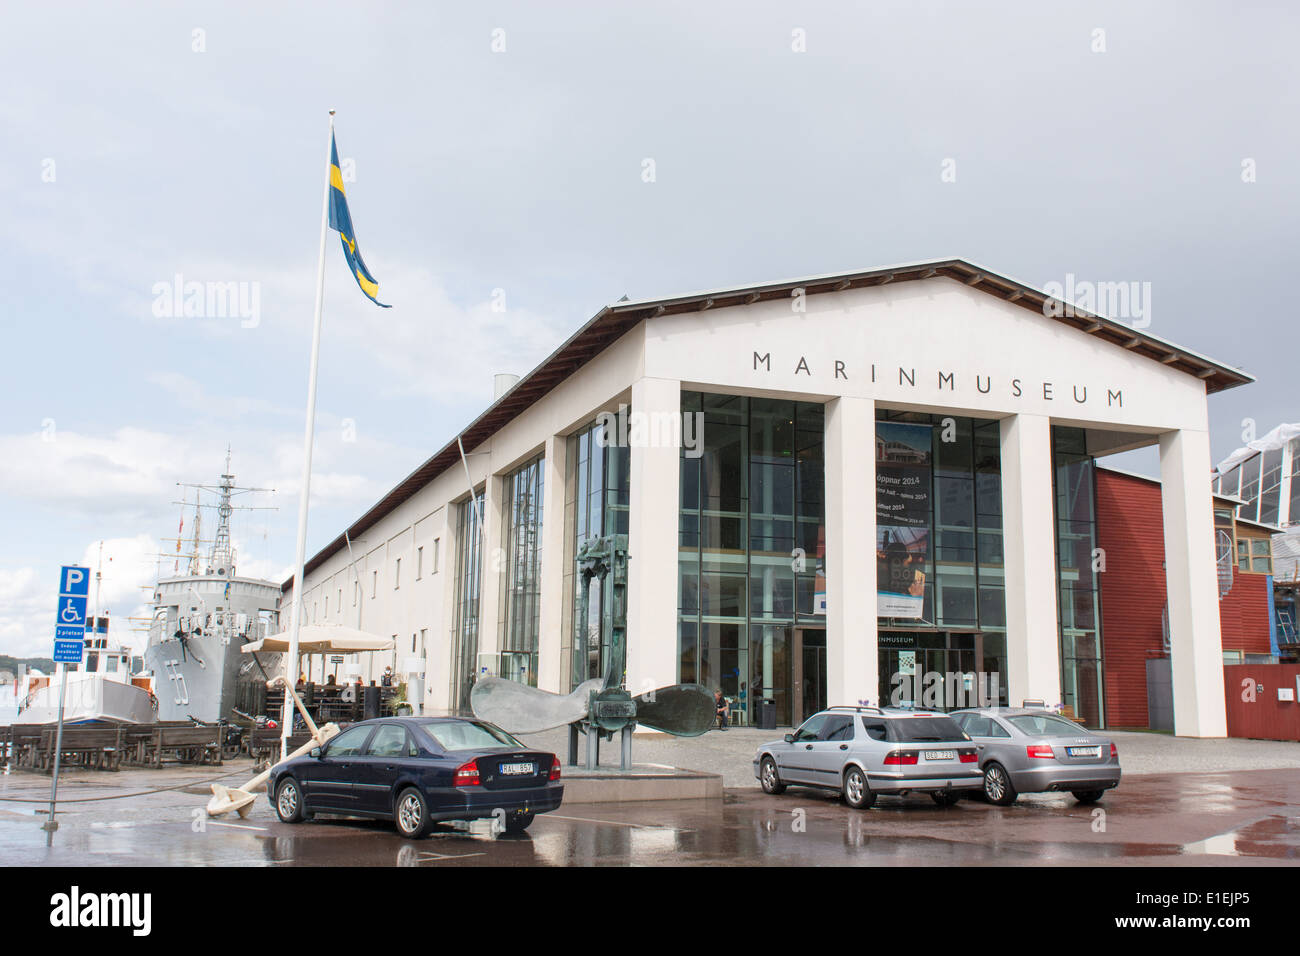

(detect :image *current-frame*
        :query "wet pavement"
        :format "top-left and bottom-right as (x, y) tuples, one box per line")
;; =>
(2, 762), (1298, 866)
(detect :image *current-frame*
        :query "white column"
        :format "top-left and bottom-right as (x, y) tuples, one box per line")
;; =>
(476, 473), (505, 674)
(1159, 428), (1227, 737)
(537, 434), (568, 693)
(999, 413), (1062, 708)
(428, 508), (455, 714)
(824, 396), (878, 706)
(625, 376), (680, 697)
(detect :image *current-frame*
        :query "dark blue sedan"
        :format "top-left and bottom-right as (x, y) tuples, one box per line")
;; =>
(267, 717), (563, 838)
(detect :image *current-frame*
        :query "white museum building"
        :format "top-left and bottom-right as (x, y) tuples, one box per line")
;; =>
(281, 259), (1252, 737)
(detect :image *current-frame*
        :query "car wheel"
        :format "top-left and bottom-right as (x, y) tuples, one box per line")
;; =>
(931, 791), (961, 807)
(759, 756), (786, 795)
(1072, 790), (1105, 804)
(842, 766), (876, 810)
(502, 811), (534, 834)
(394, 787), (430, 839)
(274, 778), (305, 824)
(983, 762), (1018, 806)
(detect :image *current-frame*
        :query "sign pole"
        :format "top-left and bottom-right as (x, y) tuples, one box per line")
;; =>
(45, 563), (88, 846)
(43, 662), (70, 846)
(282, 109), (336, 762)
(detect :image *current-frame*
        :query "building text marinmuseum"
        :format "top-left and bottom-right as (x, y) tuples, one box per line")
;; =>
(282, 259), (1252, 737)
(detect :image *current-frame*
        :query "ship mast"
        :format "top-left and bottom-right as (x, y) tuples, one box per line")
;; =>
(174, 447), (277, 577)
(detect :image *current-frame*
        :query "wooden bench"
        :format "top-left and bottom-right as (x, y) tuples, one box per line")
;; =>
(148, 725), (225, 767)
(247, 728), (315, 766)
(6, 724), (51, 770)
(37, 726), (124, 772)
(116, 721), (192, 767)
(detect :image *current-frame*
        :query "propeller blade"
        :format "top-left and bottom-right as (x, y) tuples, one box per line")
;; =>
(470, 677), (602, 734)
(634, 683), (716, 736)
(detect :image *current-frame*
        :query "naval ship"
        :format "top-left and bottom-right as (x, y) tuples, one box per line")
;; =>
(143, 457), (284, 722)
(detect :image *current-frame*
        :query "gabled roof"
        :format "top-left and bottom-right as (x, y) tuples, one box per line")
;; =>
(286, 257), (1254, 589)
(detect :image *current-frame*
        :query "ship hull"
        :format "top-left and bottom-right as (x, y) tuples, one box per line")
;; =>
(16, 674), (156, 725)
(145, 634), (280, 723)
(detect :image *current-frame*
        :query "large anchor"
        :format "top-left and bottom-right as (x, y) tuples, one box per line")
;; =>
(206, 676), (340, 818)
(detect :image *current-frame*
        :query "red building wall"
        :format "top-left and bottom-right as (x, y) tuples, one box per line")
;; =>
(1095, 469), (1272, 728)
(1096, 471), (1167, 728)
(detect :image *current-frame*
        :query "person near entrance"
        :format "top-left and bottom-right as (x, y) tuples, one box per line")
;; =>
(715, 690), (730, 731)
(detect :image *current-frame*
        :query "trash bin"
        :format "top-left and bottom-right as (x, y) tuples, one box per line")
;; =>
(363, 684), (381, 720)
(758, 699), (777, 730)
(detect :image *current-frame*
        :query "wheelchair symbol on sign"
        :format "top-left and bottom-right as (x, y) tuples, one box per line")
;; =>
(60, 598), (84, 624)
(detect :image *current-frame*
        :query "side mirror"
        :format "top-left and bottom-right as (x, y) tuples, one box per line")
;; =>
(783, 734), (795, 744)
(310, 747), (322, 759)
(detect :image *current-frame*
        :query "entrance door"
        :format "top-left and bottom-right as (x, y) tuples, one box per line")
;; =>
(791, 628), (827, 725)
(879, 632), (982, 711)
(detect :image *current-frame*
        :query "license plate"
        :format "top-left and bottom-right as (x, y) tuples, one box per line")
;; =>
(1067, 746), (1101, 758)
(923, 750), (956, 760)
(500, 762), (534, 776)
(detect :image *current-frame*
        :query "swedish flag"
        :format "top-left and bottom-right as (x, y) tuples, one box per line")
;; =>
(328, 132), (390, 307)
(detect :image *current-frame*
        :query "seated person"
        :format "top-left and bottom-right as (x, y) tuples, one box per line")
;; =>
(714, 690), (730, 731)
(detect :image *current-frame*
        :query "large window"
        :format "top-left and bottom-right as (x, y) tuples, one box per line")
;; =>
(1258, 449), (1283, 527)
(1237, 535), (1272, 575)
(1052, 426), (1104, 728)
(450, 491), (484, 715)
(1290, 438), (1300, 528)
(873, 410), (1007, 635)
(501, 454), (544, 686)
(565, 418), (629, 689)
(678, 393), (825, 726)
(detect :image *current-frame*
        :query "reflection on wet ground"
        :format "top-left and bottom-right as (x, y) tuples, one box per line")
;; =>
(2, 768), (1298, 866)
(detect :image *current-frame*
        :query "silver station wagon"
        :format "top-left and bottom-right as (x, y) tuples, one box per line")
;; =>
(950, 707), (1121, 805)
(754, 706), (983, 809)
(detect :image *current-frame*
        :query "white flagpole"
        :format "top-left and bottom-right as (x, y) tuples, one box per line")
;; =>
(282, 109), (335, 761)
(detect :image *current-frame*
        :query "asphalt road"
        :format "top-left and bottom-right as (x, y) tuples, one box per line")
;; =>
(3, 765), (1298, 866)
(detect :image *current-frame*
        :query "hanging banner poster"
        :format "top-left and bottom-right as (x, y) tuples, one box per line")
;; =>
(876, 422), (932, 618)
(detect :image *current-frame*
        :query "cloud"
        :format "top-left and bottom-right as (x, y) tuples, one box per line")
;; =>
(327, 265), (577, 404)
(0, 567), (46, 660)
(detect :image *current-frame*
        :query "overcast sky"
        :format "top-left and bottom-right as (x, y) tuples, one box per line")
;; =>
(1, 1), (1295, 658)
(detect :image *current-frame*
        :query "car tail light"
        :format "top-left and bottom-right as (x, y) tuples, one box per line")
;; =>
(958, 749), (978, 763)
(883, 751), (919, 765)
(549, 756), (562, 781)
(1110, 743), (1118, 759)
(1026, 744), (1055, 759)
(454, 759), (481, 786)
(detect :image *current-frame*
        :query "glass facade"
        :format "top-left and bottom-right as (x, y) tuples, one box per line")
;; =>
(1051, 426), (1104, 728)
(874, 409), (1008, 709)
(500, 454), (544, 686)
(564, 417), (629, 690)
(1217, 438), (1299, 528)
(678, 392), (825, 727)
(450, 491), (485, 715)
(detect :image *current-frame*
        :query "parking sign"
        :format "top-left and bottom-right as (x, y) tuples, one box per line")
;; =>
(54, 565), (89, 661)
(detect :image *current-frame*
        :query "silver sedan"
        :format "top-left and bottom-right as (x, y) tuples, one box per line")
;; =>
(950, 708), (1121, 805)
